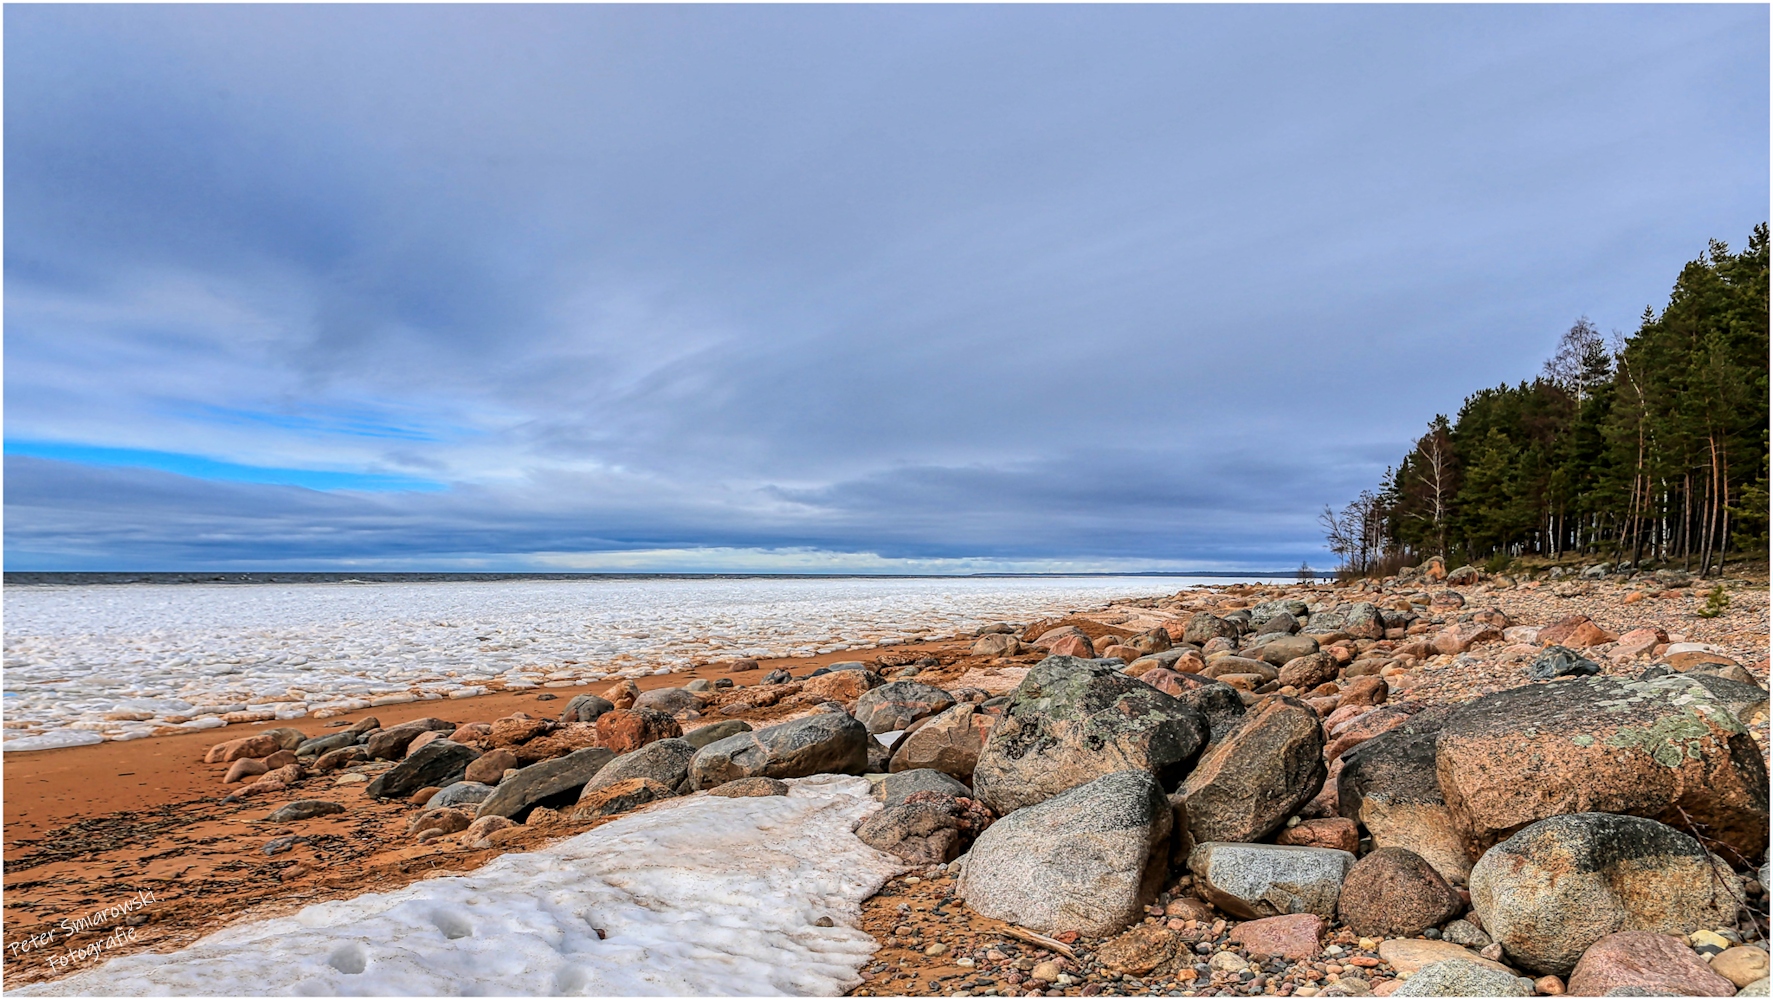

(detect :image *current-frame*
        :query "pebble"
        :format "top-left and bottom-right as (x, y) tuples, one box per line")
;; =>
(334, 773), (369, 784)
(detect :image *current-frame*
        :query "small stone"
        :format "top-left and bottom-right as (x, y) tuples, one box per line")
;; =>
(1712, 947), (1771, 989)
(1565, 931), (1735, 997)
(265, 800), (346, 822)
(334, 773), (369, 784)
(1391, 960), (1531, 997)
(927, 943), (950, 957)
(706, 776), (790, 797)
(1533, 975), (1564, 995)
(1228, 914), (1324, 960)
(1032, 961), (1062, 982)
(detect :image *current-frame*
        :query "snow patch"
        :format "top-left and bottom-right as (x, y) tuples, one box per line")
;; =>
(15, 775), (904, 997)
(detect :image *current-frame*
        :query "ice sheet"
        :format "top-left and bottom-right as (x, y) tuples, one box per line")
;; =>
(13, 775), (904, 997)
(4, 576), (1185, 745)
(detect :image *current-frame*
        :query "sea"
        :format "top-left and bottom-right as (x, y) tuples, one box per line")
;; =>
(1, 573), (1279, 750)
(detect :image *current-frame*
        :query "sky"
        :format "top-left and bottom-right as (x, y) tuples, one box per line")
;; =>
(5, 5), (1767, 573)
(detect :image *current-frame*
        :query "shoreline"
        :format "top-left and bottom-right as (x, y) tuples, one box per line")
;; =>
(4, 571), (1767, 993)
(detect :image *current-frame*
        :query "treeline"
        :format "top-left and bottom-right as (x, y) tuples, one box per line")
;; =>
(1323, 224), (1769, 577)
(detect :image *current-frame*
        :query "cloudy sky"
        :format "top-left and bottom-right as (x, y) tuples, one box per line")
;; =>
(5, 5), (1766, 572)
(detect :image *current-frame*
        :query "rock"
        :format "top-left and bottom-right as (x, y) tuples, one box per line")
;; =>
(1663, 643), (1740, 671)
(405, 730), (446, 757)
(799, 668), (884, 702)
(1187, 842), (1354, 919)
(572, 777), (675, 819)
(580, 738), (696, 798)
(1565, 621), (1618, 648)
(424, 781), (495, 810)
(687, 712), (868, 789)
(1227, 913), (1325, 960)
(1679, 673), (1770, 727)
(760, 668), (793, 685)
(854, 794), (993, 865)
(1393, 960), (1531, 997)
(1203, 656), (1280, 683)
(1538, 615), (1596, 646)
(1468, 812), (1743, 975)
(1528, 646), (1602, 681)
(1127, 628), (1173, 656)
(1154, 674), (1246, 741)
(365, 739), (482, 800)
(1432, 622), (1502, 655)
(1430, 590), (1467, 611)
(409, 808), (472, 837)
(1336, 676), (1390, 711)
(364, 719), (456, 760)
(972, 657), (1208, 817)
(706, 776), (789, 797)
(1377, 939), (1513, 976)
(634, 687), (702, 715)
(1564, 932), (1736, 998)
(559, 693), (615, 723)
(1611, 628), (1669, 661)
(1446, 565), (1482, 585)
(853, 681), (956, 734)
(1280, 653), (1340, 690)
(603, 679), (641, 709)
(1182, 613), (1241, 646)
(1739, 979), (1772, 998)
(1343, 604), (1386, 641)
(1179, 695), (1325, 844)
(1256, 612), (1301, 636)
(265, 800), (345, 822)
(1338, 848), (1464, 938)
(594, 708), (682, 755)
(295, 732), (356, 758)
(463, 748), (518, 784)
(973, 633), (1026, 657)
(509, 722), (601, 765)
(888, 703), (996, 779)
(958, 770), (1172, 937)
(684, 719), (752, 749)
(206, 734), (283, 764)
(1251, 600), (1310, 628)
(1276, 817), (1360, 853)
(224, 758), (269, 784)
(1033, 625), (1092, 649)
(449, 722), (492, 743)
(1048, 634), (1096, 658)
(475, 746), (616, 820)
(1256, 635), (1320, 668)
(1335, 707), (1471, 883)
(486, 717), (553, 748)
(876, 767), (972, 805)
(1714, 949), (1771, 989)
(313, 746), (369, 772)
(1441, 919), (1492, 950)
(526, 806), (562, 826)
(1435, 675), (1770, 860)
(464, 815), (514, 841)
(1097, 924), (1185, 975)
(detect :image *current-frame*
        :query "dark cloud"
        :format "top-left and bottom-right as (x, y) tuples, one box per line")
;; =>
(4, 6), (1766, 569)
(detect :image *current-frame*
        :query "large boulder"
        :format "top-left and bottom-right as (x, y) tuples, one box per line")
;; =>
(852, 681), (955, 734)
(1278, 653), (1338, 691)
(1181, 613), (1240, 646)
(1336, 847), (1463, 938)
(1681, 672), (1771, 728)
(1186, 842), (1355, 920)
(475, 746), (616, 820)
(1249, 600), (1309, 628)
(364, 718), (457, 760)
(578, 738), (696, 799)
(957, 770), (1172, 937)
(1432, 621), (1502, 655)
(972, 656), (1208, 817)
(1341, 603), (1385, 641)
(798, 668), (884, 702)
(365, 739), (481, 800)
(1157, 674), (1245, 742)
(1564, 931), (1737, 998)
(888, 702), (996, 779)
(1435, 674), (1770, 859)
(683, 719), (752, 749)
(855, 773), (993, 866)
(1254, 612), (1300, 636)
(1179, 695), (1325, 844)
(1336, 706), (1472, 883)
(686, 712), (868, 789)
(972, 633), (1025, 657)
(1468, 812), (1744, 976)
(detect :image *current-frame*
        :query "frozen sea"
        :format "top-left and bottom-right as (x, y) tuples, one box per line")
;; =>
(2, 575), (1239, 749)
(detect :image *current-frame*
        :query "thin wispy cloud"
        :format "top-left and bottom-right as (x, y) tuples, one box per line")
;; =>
(5, 5), (1766, 570)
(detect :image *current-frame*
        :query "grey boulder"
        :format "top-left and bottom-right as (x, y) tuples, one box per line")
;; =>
(1187, 842), (1355, 919)
(559, 693), (615, 723)
(852, 681), (955, 735)
(1393, 961), (1533, 997)
(687, 712), (868, 789)
(365, 739), (481, 800)
(684, 719), (752, 749)
(958, 770), (1172, 937)
(579, 738), (697, 798)
(475, 746), (615, 820)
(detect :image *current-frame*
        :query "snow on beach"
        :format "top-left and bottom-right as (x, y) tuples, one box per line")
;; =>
(1, 576), (1195, 748)
(13, 775), (903, 996)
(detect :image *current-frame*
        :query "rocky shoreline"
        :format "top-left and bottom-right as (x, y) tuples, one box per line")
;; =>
(4, 561), (1767, 996)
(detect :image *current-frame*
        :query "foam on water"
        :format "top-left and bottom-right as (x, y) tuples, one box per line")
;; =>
(4, 576), (1187, 746)
(15, 775), (903, 996)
